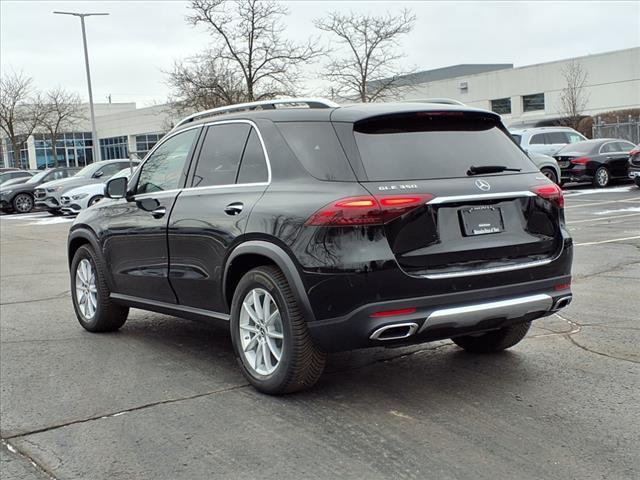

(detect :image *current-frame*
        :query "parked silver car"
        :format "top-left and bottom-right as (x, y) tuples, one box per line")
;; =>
(510, 127), (586, 156)
(528, 152), (561, 185)
(34, 159), (136, 215)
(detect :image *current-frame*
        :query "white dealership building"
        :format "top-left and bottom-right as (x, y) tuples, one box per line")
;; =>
(1, 47), (638, 169)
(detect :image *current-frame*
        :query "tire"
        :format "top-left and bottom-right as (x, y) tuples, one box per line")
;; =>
(70, 244), (129, 332)
(593, 166), (610, 188)
(540, 167), (558, 185)
(230, 265), (326, 394)
(634, 177), (640, 188)
(12, 193), (34, 214)
(88, 195), (103, 207)
(452, 322), (531, 353)
(48, 209), (62, 216)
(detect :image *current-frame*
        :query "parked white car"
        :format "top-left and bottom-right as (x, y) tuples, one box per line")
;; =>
(509, 127), (586, 156)
(60, 167), (133, 215)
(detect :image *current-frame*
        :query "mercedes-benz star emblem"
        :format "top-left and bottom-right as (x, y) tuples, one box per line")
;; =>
(475, 179), (491, 191)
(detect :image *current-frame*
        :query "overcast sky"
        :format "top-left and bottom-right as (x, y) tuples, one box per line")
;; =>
(1, 1), (639, 107)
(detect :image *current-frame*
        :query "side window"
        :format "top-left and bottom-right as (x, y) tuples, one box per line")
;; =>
(50, 170), (65, 180)
(567, 132), (584, 143)
(600, 143), (616, 154)
(616, 142), (634, 152)
(236, 128), (268, 184)
(136, 129), (198, 194)
(191, 123), (251, 187)
(530, 134), (546, 145)
(546, 132), (568, 144)
(96, 163), (123, 179)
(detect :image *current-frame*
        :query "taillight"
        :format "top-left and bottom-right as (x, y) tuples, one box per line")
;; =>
(305, 194), (434, 226)
(570, 156), (589, 165)
(530, 184), (564, 208)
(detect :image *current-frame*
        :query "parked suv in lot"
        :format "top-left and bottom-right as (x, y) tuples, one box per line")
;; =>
(35, 159), (136, 215)
(510, 126), (585, 156)
(68, 99), (573, 394)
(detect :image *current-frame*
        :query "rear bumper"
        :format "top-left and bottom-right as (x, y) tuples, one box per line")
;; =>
(307, 275), (572, 352)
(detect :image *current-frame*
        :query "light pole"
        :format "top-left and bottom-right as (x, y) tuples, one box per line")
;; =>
(53, 11), (108, 164)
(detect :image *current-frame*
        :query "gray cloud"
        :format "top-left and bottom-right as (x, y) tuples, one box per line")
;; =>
(2, 0), (638, 106)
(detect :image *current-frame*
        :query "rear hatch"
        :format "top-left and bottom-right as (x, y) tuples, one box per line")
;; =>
(341, 110), (564, 277)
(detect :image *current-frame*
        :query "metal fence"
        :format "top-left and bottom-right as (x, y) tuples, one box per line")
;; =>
(592, 116), (640, 144)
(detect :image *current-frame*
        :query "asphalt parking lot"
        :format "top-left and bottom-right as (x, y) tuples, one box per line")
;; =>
(1, 184), (639, 480)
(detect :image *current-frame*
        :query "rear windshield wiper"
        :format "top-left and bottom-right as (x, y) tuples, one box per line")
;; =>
(467, 165), (522, 176)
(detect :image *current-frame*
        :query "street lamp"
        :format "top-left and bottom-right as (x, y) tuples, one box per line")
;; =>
(53, 11), (109, 164)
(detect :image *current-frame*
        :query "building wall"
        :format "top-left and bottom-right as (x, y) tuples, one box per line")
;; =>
(398, 48), (640, 127)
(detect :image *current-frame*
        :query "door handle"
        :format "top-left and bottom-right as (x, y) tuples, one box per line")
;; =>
(224, 202), (244, 215)
(151, 206), (166, 218)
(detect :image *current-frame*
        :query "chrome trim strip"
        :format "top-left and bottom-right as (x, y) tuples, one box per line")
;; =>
(419, 294), (553, 333)
(110, 293), (230, 321)
(428, 191), (536, 204)
(132, 119), (272, 200)
(422, 258), (553, 279)
(370, 322), (419, 341)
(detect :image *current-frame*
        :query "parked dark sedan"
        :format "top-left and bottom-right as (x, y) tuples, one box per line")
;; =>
(554, 138), (636, 187)
(628, 144), (640, 188)
(0, 167), (80, 213)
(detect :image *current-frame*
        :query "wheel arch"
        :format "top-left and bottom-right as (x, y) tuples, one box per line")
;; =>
(68, 227), (102, 267)
(223, 241), (316, 323)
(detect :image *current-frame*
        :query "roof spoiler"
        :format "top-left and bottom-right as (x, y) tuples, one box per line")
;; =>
(402, 98), (466, 106)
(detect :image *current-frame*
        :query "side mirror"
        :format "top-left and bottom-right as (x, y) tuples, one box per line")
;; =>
(105, 176), (127, 199)
(94, 170), (104, 178)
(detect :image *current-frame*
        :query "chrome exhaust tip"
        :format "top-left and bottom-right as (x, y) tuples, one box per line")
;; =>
(370, 322), (419, 341)
(553, 295), (572, 310)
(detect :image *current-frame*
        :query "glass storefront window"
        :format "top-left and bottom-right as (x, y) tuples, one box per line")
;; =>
(99, 136), (129, 160)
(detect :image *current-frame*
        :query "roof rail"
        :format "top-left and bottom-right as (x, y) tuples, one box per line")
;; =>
(174, 97), (339, 129)
(405, 98), (466, 106)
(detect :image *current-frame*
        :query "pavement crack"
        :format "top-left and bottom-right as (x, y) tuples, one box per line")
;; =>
(553, 313), (639, 364)
(3, 383), (250, 441)
(563, 334), (639, 364)
(0, 291), (70, 306)
(1, 439), (59, 480)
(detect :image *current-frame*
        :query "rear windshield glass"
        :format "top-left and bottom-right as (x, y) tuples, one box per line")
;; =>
(353, 113), (536, 181)
(277, 122), (355, 181)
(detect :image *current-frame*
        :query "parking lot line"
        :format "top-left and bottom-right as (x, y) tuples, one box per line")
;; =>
(565, 198), (640, 209)
(567, 212), (640, 224)
(574, 235), (640, 246)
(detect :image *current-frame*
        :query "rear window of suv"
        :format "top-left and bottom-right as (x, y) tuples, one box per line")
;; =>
(353, 113), (536, 181)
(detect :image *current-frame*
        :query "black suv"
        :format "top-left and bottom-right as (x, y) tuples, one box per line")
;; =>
(67, 99), (573, 394)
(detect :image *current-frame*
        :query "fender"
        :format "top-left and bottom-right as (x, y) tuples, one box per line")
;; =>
(223, 240), (317, 323)
(67, 226), (116, 291)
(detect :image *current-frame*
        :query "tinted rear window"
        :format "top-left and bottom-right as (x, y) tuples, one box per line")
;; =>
(353, 113), (536, 181)
(277, 122), (355, 181)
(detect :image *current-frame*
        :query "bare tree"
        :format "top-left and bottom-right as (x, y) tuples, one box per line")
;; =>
(559, 60), (590, 130)
(166, 53), (249, 112)
(0, 72), (43, 168)
(314, 10), (416, 103)
(185, 0), (323, 102)
(40, 88), (86, 167)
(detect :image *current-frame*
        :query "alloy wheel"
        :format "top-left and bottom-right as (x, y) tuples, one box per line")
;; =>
(13, 194), (33, 213)
(75, 258), (98, 319)
(595, 168), (609, 187)
(239, 288), (284, 376)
